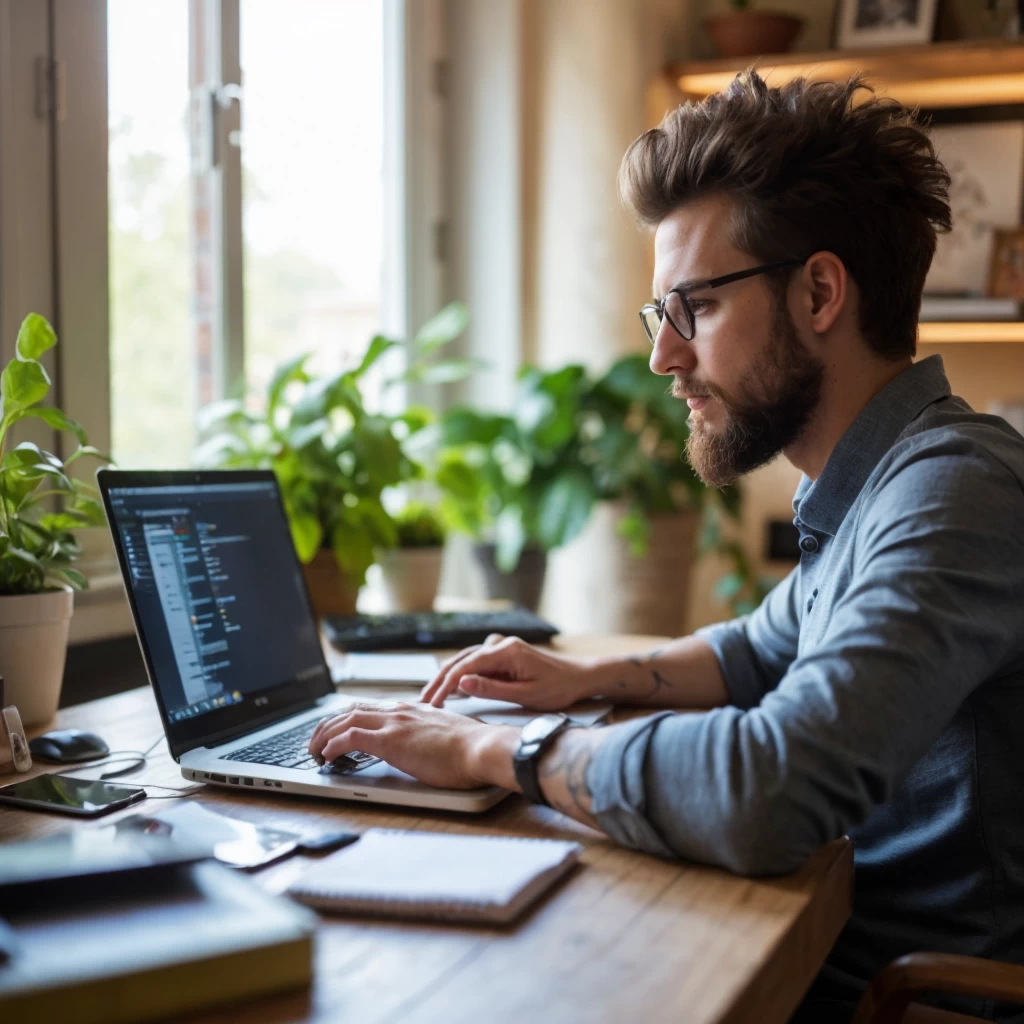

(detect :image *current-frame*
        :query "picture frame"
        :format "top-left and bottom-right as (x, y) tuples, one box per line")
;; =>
(835, 0), (940, 49)
(989, 228), (1024, 300)
(922, 106), (1024, 297)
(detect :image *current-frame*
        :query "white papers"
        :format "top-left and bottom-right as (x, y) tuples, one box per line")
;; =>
(333, 653), (440, 686)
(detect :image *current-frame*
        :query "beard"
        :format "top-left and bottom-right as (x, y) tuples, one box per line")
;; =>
(681, 303), (825, 488)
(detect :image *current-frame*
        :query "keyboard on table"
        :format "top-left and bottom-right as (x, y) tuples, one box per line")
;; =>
(222, 720), (381, 775)
(323, 607), (559, 652)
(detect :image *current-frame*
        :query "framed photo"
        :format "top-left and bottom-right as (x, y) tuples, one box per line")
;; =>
(989, 228), (1024, 300)
(835, 0), (939, 49)
(923, 106), (1024, 297)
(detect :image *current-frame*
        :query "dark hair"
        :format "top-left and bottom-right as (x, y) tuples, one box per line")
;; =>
(618, 71), (951, 360)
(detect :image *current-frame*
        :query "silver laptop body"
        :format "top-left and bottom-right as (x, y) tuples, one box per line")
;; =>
(97, 468), (505, 814)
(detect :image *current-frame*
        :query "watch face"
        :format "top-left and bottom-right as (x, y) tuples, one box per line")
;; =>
(520, 714), (564, 745)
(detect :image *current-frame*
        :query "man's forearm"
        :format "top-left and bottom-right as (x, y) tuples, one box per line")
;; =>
(585, 636), (728, 709)
(471, 723), (611, 833)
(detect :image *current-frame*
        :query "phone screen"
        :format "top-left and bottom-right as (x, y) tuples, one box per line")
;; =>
(0, 774), (145, 817)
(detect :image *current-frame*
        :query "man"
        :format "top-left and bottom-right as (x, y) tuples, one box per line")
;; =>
(309, 72), (1024, 1021)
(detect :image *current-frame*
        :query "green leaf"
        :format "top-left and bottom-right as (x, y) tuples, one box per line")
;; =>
(16, 314), (56, 361)
(407, 357), (482, 385)
(414, 301), (470, 353)
(1, 358), (50, 412)
(353, 335), (398, 379)
(440, 407), (508, 446)
(615, 506), (651, 557)
(494, 505), (526, 573)
(65, 445), (111, 465)
(11, 441), (58, 467)
(49, 567), (88, 591)
(289, 513), (323, 563)
(12, 406), (87, 444)
(286, 419), (328, 450)
(598, 354), (672, 404)
(6, 546), (44, 573)
(535, 471), (595, 550)
(267, 353), (310, 413)
(39, 511), (92, 531)
(394, 405), (434, 436)
(196, 398), (246, 434)
(70, 494), (106, 525)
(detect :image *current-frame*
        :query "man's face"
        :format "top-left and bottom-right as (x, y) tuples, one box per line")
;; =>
(649, 195), (825, 487)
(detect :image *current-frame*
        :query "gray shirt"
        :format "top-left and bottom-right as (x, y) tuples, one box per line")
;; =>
(587, 355), (1024, 1020)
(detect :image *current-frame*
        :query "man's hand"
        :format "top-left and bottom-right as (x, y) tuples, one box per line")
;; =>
(419, 634), (599, 709)
(307, 701), (518, 791)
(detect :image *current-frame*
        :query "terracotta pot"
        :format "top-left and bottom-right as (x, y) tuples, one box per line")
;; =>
(0, 586), (74, 726)
(302, 550), (359, 618)
(704, 10), (803, 58)
(376, 547), (444, 612)
(546, 502), (699, 637)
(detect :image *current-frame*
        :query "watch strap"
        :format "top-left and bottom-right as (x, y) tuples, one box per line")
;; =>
(513, 715), (571, 807)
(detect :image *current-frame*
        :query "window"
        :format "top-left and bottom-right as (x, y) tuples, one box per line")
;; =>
(108, 0), (193, 468)
(107, 0), (395, 469)
(240, 0), (387, 403)
(0, 0), (447, 639)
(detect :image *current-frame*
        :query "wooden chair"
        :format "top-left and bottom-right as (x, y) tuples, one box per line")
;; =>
(851, 952), (1024, 1024)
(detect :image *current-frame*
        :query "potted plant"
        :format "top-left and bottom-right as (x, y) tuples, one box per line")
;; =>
(435, 364), (596, 611)
(565, 352), (743, 636)
(704, 0), (804, 59)
(195, 303), (472, 617)
(437, 352), (765, 633)
(375, 501), (447, 612)
(0, 314), (109, 725)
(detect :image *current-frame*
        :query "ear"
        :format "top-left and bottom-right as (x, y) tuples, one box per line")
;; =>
(800, 251), (846, 334)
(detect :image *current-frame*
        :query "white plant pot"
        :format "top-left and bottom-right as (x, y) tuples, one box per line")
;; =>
(0, 586), (74, 726)
(376, 547), (444, 612)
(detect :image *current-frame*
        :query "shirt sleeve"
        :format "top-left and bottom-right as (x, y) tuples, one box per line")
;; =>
(587, 437), (1024, 874)
(694, 564), (802, 710)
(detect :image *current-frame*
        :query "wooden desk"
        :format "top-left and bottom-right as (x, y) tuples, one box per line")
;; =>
(0, 634), (852, 1024)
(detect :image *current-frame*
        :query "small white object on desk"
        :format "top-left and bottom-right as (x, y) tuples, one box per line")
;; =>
(333, 653), (440, 687)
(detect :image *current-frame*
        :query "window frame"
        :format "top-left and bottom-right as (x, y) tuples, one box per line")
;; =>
(0, 0), (442, 642)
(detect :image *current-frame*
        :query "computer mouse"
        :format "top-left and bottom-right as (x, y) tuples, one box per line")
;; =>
(28, 728), (110, 764)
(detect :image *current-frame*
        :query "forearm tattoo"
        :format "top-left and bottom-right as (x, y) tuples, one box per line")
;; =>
(538, 727), (601, 831)
(621, 647), (674, 701)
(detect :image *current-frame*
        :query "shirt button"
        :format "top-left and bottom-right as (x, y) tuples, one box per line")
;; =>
(799, 534), (819, 554)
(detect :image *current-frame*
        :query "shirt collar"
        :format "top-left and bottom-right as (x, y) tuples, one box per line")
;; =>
(792, 355), (952, 537)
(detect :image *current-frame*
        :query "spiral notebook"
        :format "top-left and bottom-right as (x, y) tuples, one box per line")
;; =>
(286, 828), (583, 924)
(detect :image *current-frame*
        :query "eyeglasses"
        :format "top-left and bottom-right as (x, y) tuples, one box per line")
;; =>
(639, 259), (805, 345)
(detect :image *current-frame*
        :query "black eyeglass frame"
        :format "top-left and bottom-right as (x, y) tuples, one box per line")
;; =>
(639, 258), (806, 345)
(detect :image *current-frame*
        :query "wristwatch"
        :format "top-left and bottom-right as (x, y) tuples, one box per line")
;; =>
(513, 713), (572, 807)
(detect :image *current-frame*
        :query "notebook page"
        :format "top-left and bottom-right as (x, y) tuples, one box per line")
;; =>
(288, 829), (581, 908)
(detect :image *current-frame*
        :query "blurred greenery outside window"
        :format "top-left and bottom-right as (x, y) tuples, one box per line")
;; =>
(108, 0), (387, 469)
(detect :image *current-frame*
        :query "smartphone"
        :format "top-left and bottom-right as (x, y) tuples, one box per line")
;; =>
(0, 774), (146, 817)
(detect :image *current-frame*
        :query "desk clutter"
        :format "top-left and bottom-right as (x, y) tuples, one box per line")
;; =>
(0, 832), (316, 1024)
(0, 814), (582, 1021)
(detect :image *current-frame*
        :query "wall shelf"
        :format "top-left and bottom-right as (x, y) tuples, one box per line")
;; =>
(669, 39), (1024, 108)
(660, 40), (1024, 344)
(918, 321), (1024, 344)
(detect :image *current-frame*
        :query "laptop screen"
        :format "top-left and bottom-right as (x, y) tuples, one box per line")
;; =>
(100, 471), (332, 752)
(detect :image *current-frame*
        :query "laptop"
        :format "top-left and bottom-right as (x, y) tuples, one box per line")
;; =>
(97, 469), (506, 813)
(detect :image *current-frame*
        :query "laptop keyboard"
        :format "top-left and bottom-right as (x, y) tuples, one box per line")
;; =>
(222, 720), (381, 776)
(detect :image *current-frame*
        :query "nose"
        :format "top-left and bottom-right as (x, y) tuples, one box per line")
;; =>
(649, 318), (697, 377)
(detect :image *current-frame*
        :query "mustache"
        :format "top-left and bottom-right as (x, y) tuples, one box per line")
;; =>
(671, 379), (719, 401)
